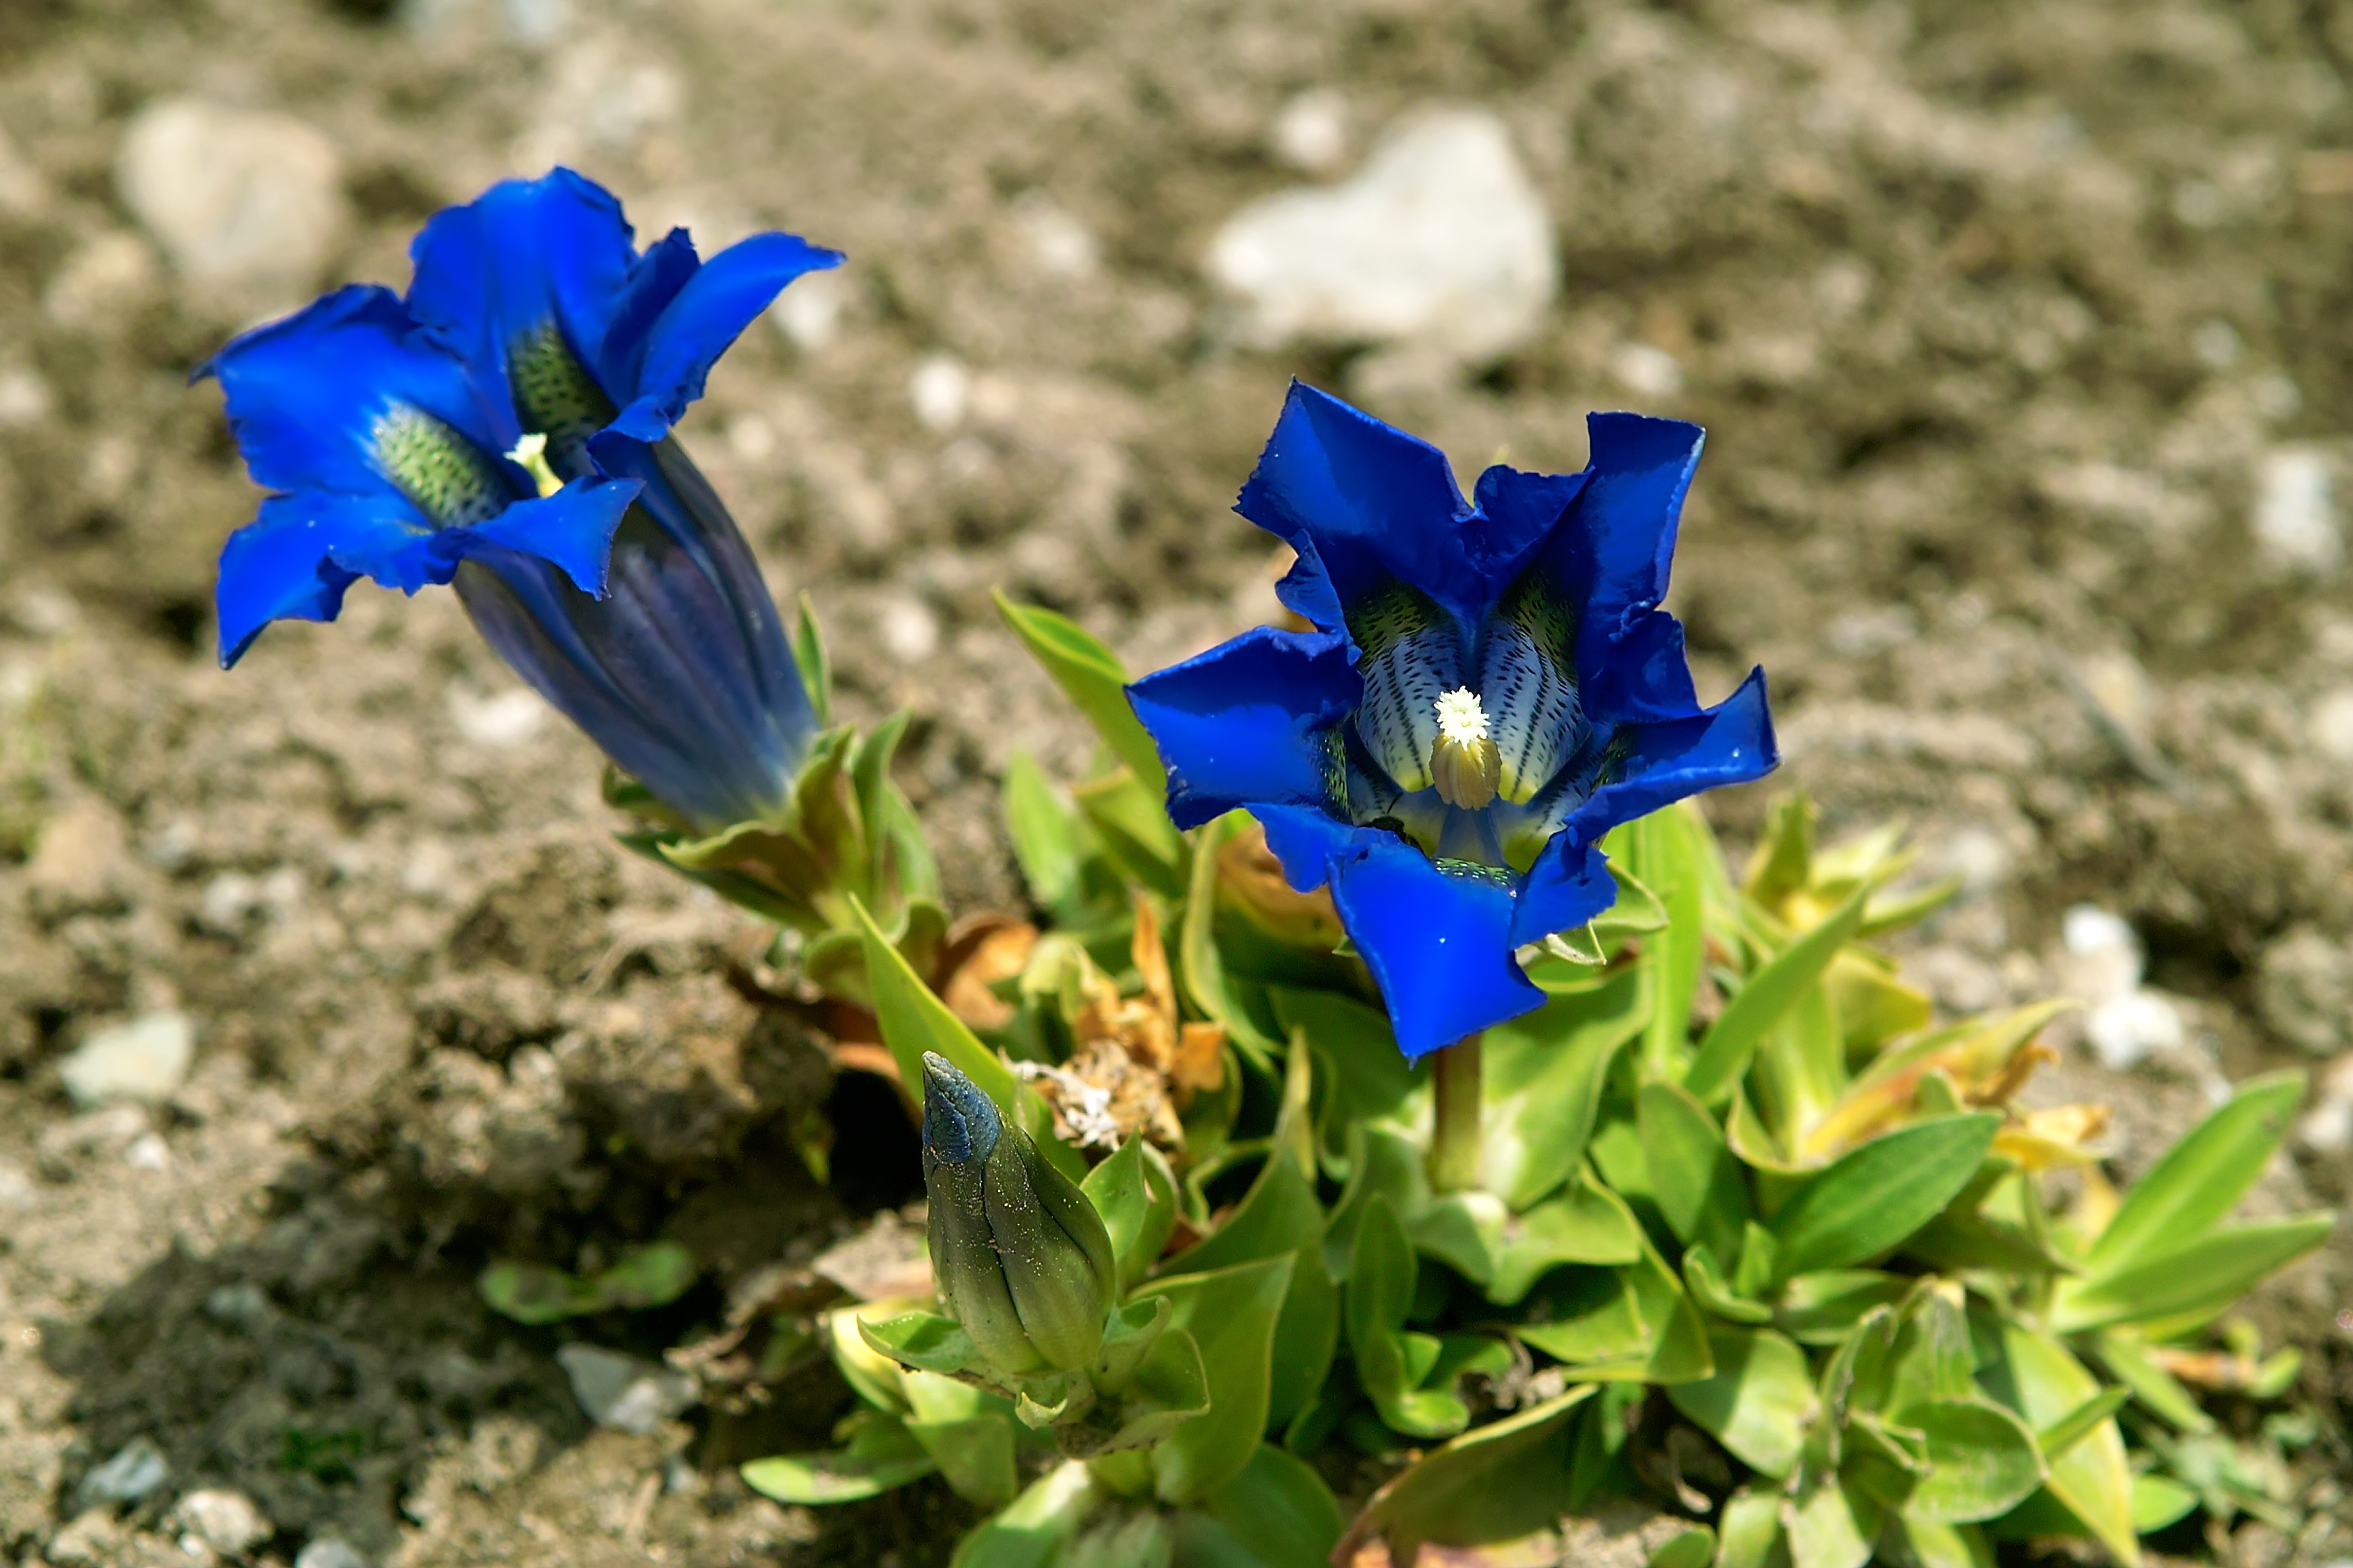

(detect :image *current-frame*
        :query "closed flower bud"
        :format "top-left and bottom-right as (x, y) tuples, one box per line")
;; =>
(921, 1053), (1116, 1376)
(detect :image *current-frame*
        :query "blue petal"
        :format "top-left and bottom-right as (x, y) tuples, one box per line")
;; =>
(1470, 462), (1588, 558)
(1582, 607), (1701, 724)
(465, 478), (642, 596)
(216, 493), (400, 666)
(1239, 381), (1487, 630)
(1563, 667), (1777, 845)
(198, 284), (511, 502)
(1506, 833), (1616, 948)
(596, 229), (845, 445)
(1127, 627), (1357, 831)
(403, 168), (636, 425)
(1250, 803), (1373, 894)
(1552, 412), (1705, 681)
(1326, 836), (1546, 1059)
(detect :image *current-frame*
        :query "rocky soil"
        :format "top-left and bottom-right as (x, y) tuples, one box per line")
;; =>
(3, 0), (2353, 1563)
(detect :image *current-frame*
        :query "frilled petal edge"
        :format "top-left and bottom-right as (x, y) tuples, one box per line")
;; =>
(1506, 833), (1616, 949)
(1559, 412), (1704, 679)
(598, 231), (844, 446)
(1328, 837), (1546, 1059)
(1565, 667), (1777, 845)
(1127, 627), (1357, 832)
(464, 478), (643, 597)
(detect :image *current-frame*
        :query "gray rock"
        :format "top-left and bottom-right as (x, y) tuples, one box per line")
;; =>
(554, 1343), (697, 1435)
(2256, 926), (2353, 1057)
(1206, 106), (1557, 360)
(76, 1437), (169, 1509)
(115, 98), (345, 304)
(171, 1489), (272, 1556)
(58, 1012), (194, 1109)
(2254, 447), (2339, 577)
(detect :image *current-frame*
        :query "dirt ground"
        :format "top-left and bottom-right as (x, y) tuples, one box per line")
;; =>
(3, 0), (2353, 1563)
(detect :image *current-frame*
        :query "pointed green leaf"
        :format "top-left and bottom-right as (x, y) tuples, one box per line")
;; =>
(2051, 1215), (2334, 1333)
(951, 1460), (1106, 1568)
(1641, 1078), (1751, 1260)
(1686, 879), (1871, 1104)
(1616, 806), (1710, 1077)
(996, 592), (1168, 787)
(1349, 1195), (1467, 1438)
(906, 1409), (1019, 1508)
(2130, 1475), (2200, 1534)
(1788, 1474), (1875, 1568)
(1273, 986), (1428, 1179)
(2084, 1070), (2307, 1277)
(792, 592), (833, 725)
(1072, 767), (1189, 900)
(2033, 1386), (2130, 1462)
(1716, 1487), (1785, 1568)
(1146, 1256), (1296, 1504)
(1896, 1399), (2045, 1523)
(2090, 1331), (2214, 1434)
(1767, 1115), (2000, 1279)
(1003, 750), (1084, 915)
(1650, 1527), (1718, 1568)
(1488, 1167), (1647, 1306)
(1191, 1445), (1343, 1568)
(1483, 967), (1649, 1208)
(1980, 1319), (2139, 1566)
(1667, 1324), (1816, 1477)
(1344, 1387), (1593, 1566)
(741, 1408), (937, 1503)
(1682, 1243), (1773, 1325)
(1084, 1136), (1179, 1292)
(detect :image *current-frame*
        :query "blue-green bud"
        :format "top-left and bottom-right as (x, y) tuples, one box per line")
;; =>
(921, 1053), (1116, 1375)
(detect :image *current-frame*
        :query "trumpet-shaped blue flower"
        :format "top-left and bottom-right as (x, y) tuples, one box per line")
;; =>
(1128, 382), (1777, 1059)
(202, 168), (840, 833)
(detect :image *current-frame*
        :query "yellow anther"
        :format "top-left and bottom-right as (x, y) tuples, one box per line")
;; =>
(1430, 688), (1500, 810)
(506, 431), (564, 499)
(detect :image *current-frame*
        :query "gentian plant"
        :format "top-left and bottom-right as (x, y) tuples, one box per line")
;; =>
(202, 199), (2334, 1568)
(205, 169), (939, 952)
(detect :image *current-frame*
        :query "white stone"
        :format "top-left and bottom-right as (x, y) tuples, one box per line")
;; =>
(172, 1489), (272, 1557)
(78, 1437), (170, 1507)
(1609, 343), (1684, 400)
(1271, 89), (1349, 173)
(1010, 193), (1098, 280)
(2191, 319), (2242, 369)
(554, 1344), (697, 1435)
(2296, 1053), (2353, 1154)
(448, 686), (547, 747)
(2059, 904), (2142, 1009)
(123, 1132), (171, 1172)
(2309, 687), (2353, 763)
(878, 598), (941, 663)
(910, 355), (971, 433)
(116, 98), (345, 300)
(59, 1012), (194, 1109)
(0, 1159), (33, 1212)
(770, 269), (848, 352)
(2254, 447), (2340, 576)
(43, 232), (162, 328)
(2085, 990), (2185, 1071)
(293, 1541), (369, 1568)
(0, 366), (52, 427)
(1207, 107), (1557, 360)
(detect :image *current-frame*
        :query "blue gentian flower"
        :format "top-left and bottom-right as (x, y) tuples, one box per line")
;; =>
(1128, 382), (1777, 1059)
(202, 168), (840, 834)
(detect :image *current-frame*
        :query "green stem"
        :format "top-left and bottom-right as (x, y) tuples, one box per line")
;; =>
(1427, 1032), (1484, 1192)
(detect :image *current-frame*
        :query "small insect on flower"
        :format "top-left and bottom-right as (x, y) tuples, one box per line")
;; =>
(201, 168), (841, 835)
(1126, 381), (1778, 1058)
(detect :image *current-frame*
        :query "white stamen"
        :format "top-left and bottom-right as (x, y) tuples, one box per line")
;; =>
(1434, 687), (1490, 746)
(506, 431), (564, 499)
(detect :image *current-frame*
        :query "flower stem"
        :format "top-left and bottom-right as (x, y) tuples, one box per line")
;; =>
(1427, 1032), (1484, 1193)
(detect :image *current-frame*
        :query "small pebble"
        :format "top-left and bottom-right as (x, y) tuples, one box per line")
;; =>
(910, 355), (971, 433)
(172, 1489), (272, 1557)
(115, 98), (345, 299)
(554, 1344), (697, 1435)
(294, 1540), (369, 1568)
(2085, 990), (2186, 1071)
(77, 1437), (170, 1508)
(1609, 342), (1683, 399)
(1270, 88), (1349, 173)
(2255, 448), (2340, 577)
(59, 1012), (194, 1109)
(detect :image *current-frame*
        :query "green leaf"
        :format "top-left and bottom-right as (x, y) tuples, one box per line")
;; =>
(1489, 1166), (1648, 1306)
(1649, 1527), (1717, 1568)
(905, 1408), (1018, 1508)
(1980, 1318), (2139, 1566)
(1072, 767), (1190, 900)
(1787, 1473), (1876, 1568)
(1163, 1036), (1333, 1428)
(1750, 979), (1849, 1154)
(952, 1460), (1106, 1568)
(792, 592), (833, 725)
(1613, 807), (1711, 1078)
(1191, 1445), (1343, 1568)
(1085, 1136), (1180, 1293)
(859, 1310), (986, 1378)
(1516, 1269), (1653, 1374)
(1766, 1115), (2001, 1279)
(2033, 1386), (2130, 1461)
(1682, 1243), (1772, 1325)
(1685, 879), (1872, 1104)
(851, 894), (1081, 1181)
(1482, 967), (1649, 1208)
(476, 1240), (699, 1325)
(1273, 987), (1427, 1179)
(1667, 1324), (1816, 1477)
(1093, 1319), (1211, 1453)
(741, 1408), (936, 1503)
(2091, 1331), (2215, 1434)
(1182, 812), (1284, 1069)
(1769, 1269), (1920, 1344)
(995, 593), (1168, 787)
(1746, 794), (1816, 908)
(1348, 1195), (1467, 1437)
(2050, 1215), (2335, 1333)
(2130, 1474), (2200, 1534)
(1883, 1512), (1993, 1568)
(1640, 1078), (1750, 1260)
(2085, 1069), (2305, 1277)
(1341, 1387), (1593, 1566)
(1146, 1256), (1296, 1505)
(1715, 1488), (1785, 1568)
(1897, 1399), (2045, 1523)
(1003, 750), (1084, 916)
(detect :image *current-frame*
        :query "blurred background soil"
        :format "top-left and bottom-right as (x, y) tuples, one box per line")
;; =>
(3, 0), (2353, 1563)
